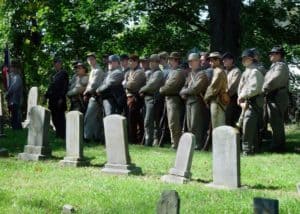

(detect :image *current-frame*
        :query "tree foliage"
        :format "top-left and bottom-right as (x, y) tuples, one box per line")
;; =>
(0, 0), (299, 91)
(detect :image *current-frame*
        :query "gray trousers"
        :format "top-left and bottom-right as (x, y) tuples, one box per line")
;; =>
(144, 96), (161, 146)
(267, 92), (288, 147)
(242, 102), (262, 152)
(186, 98), (208, 148)
(166, 96), (183, 147)
(84, 97), (103, 141)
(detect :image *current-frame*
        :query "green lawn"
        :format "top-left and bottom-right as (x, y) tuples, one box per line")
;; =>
(0, 125), (299, 213)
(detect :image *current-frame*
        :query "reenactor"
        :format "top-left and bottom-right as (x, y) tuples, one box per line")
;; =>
(124, 54), (146, 144)
(96, 54), (125, 116)
(45, 58), (69, 138)
(200, 52), (213, 84)
(139, 54), (164, 146)
(204, 52), (228, 129)
(180, 53), (209, 149)
(263, 46), (289, 152)
(222, 52), (241, 126)
(140, 56), (151, 78)
(159, 52), (185, 149)
(83, 52), (105, 142)
(159, 51), (171, 80)
(120, 54), (130, 74)
(67, 61), (89, 112)
(251, 48), (267, 76)
(237, 49), (264, 155)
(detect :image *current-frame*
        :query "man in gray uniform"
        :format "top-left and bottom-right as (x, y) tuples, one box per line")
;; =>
(139, 54), (164, 146)
(124, 54), (146, 144)
(180, 53), (209, 149)
(222, 52), (241, 126)
(96, 54), (125, 116)
(83, 52), (105, 142)
(238, 49), (264, 155)
(67, 61), (89, 112)
(160, 52), (185, 149)
(263, 46), (289, 152)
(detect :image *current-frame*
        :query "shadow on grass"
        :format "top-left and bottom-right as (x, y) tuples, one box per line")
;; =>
(193, 178), (212, 184)
(248, 183), (281, 190)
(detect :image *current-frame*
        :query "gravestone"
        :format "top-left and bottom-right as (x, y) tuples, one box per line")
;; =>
(62, 204), (75, 214)
(253, 197), (279, 214)
(22, 86), (38, 128)
(161, 133), (195, 184)
(157, 190), (180, 214)
(0, 89), (5, 137)
(207, 126), (240, 189)
(101, 114), (141, 175)
(18, 105), (51, 161)
(60, 111), (88, 167)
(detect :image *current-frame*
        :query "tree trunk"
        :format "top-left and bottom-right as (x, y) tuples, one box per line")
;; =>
(208, 0), (241, 58)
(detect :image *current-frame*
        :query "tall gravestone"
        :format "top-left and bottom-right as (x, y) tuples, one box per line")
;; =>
(22, 87), (38, 128)
(101, 114), (141, 175)
(161, 133), (195, 184)
(157, 190), (180, 214)
(208, 126), (241, 189)
(18, 105), (51, 161)
(60, 111), (88, 167)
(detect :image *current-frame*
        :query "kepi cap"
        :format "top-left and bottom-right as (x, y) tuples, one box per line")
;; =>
(188, 53), (199, 61)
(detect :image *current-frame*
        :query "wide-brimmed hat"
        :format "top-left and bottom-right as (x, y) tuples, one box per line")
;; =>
(129, 54), (139, 61)
(108, 54), (120, 62)
(207, 52), (222, 59)
(168, 52), (181, 59)
(241, 49), (255, 58)
(222, 52), (234, 60)
(86, 52), (96, 58)
(149, 54), (160, 62)
(269, 46), (285, 55)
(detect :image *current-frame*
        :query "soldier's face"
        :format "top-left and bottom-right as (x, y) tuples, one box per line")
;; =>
(189, 59), (199, 70)
(54, 62), (62, 71)
(76, 66), (86, 76)
(140, 61), (149, 69)
(200, 56), (208, 66)
(87, 56), (96, 67)
(209, 58), (220, 68)
(168, 58), (178, 69)
(269, 53), (280, 62)
(128, 59), (138, 69)
(223, 58), (233, 68)
(108, 61), (119, 70)
(121, 59), (128, 68)
(150, 61), (158, 70)
(242, 57), (252, 67)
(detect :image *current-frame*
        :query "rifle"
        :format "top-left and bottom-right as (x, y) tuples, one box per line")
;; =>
(158, 102), (167, 147)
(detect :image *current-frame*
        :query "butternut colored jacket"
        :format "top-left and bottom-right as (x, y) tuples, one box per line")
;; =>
(139, 68), (164, 96)
(226, 66), (241, 97)
(124, 68), (146, 96)
(204, 67), (227, 103)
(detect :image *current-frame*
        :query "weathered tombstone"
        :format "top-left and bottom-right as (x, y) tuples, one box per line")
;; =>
(207, 126), (240, 189)
(253, 197), (279, 214)
(62, 204), (75, 214)
(22, 86), (38, 128)
(60, 111), (88, 167)
(157, 190), (180, 214)
(0, 89), (5, 137)
(101, 114), (141, 175)
(18, 105), (51, 161)
(161, 133), (195, 184)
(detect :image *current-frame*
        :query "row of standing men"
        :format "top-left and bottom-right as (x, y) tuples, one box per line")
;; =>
(44, 46), (289, 155)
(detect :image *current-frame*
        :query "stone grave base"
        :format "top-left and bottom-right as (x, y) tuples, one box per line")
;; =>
(205, 182), (242, 190)
(0, 148), (9, 157)
(18, 145), (51, 161)
(101, 163), (141, 175)
(161, 174), (189, 184)
(60, 157), (89, 167)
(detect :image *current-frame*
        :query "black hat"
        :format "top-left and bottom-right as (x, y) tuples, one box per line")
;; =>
(53, 57), (62, 63)
(222, 52), (234, 60)
(269, 46), (285, 55)
(241, 49), (255, 58)
(75, 61), (88, 71)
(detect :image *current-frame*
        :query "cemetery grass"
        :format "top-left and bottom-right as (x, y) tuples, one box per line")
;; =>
(0, 125), (299, 214)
